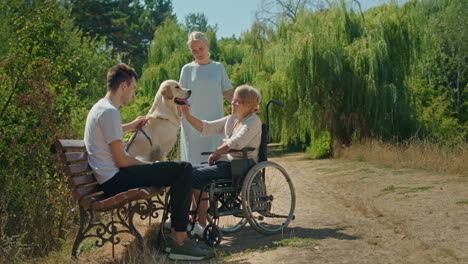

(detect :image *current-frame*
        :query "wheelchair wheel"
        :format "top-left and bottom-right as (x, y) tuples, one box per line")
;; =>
(207, 211), (247, 234)
(241, 161), (296, 235)
(203, 224), (223, 246)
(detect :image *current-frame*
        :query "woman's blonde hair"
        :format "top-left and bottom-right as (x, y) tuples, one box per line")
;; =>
(235, 85), (262, 107)
(187, 31), (209, 47)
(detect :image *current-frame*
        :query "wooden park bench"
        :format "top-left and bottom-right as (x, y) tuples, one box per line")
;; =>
(53, 139), (168, 257)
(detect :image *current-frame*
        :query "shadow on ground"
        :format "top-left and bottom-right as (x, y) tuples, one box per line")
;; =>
(218, 225), (359, 253)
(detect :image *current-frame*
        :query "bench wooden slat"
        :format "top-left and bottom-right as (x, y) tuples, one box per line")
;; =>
(58, 139), (86, 149)
(65, 152), (88, 163)
(68, 163), (91, 175)
(69, 174), (97, 187)
(71, 184), (100, 200)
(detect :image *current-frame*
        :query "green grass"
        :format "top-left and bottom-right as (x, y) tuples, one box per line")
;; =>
(382, 185), (407, 192)
(456, 200), (468, 205)
(358, 168), (374, 173)
(382, 185), (433, 194)
(400, 186), (433, 194)
(78, 241), (97, 254)
(357, 154), (365, 162)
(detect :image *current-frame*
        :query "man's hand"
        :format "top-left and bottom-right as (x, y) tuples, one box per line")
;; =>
(132, 116), (148, 130)
(123, 116), (148, 134)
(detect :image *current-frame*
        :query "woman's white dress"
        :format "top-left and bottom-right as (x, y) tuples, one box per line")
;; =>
(179, 61), (233, 165)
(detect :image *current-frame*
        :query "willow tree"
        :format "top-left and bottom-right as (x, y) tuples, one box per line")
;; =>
(245, 0), (418, 151)
(139, 18), (189, 97)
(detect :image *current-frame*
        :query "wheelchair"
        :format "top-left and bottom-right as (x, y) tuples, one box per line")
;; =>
(188, 99), (296, 246)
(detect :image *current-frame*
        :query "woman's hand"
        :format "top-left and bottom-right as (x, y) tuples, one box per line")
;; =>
(208, 151), (221, 166)
(178, 105), (191, 117)
(178, 104), (204, 132)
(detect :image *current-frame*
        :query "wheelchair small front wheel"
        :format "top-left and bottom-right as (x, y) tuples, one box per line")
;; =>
(241, 161), (296, 235)
(203, 224), (223, 246)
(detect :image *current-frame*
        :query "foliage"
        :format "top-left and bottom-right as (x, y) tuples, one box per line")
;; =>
(139, 18), (190, 97)
(0, 0), (466, 261)
(140, 0), (466, 154)
(0, 0), (115, 261)
(183, 12), (218, 33)
(306, 131), (331, 159)
(69, 0), (174, 74)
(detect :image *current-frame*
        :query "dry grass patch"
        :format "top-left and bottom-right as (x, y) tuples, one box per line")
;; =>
(336, 138), (468, 175)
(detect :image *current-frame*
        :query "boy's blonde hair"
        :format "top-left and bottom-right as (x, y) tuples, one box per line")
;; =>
(235, 85), (262, 106)
(187, 31), (209, 47)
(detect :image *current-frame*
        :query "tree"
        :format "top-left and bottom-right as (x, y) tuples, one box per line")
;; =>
(70, 0), (174, 73)
(0, 0), (115, 260)
(183, 12), (218, 33)
(255, 0), (326, 26)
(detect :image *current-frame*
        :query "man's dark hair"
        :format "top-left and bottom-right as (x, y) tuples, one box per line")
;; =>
(107, 63), (138, 92)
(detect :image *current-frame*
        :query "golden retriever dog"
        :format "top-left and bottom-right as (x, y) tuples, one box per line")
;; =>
(126, 80), (191, 161)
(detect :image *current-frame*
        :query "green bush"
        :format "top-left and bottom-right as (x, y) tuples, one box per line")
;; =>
(0, 0), (115, 261)
(306, 131), (331, 159)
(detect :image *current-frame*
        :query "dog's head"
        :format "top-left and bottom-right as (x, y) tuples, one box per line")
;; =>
(159, 80), (191, 105)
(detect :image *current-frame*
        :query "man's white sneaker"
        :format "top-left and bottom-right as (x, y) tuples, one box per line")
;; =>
(187, 223), (205, 237)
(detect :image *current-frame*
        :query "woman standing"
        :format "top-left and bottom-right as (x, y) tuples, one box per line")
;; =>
(179, 31), (233, 165)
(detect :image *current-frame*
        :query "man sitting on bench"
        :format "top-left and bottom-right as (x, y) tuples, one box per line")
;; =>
(84, 63), (212, 261)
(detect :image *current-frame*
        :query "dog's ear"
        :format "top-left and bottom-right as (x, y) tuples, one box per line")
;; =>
(161, 84), (174, 100)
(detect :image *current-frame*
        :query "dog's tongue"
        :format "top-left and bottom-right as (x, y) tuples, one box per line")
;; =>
(182, 99), (190, 106)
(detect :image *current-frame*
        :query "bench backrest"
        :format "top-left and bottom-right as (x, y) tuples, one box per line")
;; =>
(55, 139), (103, 201)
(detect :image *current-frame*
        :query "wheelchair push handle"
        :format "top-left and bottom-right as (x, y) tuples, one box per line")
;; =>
(267, 99), (284, 107)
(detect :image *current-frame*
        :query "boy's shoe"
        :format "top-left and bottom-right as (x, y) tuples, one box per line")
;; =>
(165, 237), (213, 253)
(168, 238), (214, 260)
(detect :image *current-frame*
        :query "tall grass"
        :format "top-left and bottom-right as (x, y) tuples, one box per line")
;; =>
(337, 138), (468, 175)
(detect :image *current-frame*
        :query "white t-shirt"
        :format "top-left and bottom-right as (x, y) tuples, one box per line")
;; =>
(84, 98), (123, 184)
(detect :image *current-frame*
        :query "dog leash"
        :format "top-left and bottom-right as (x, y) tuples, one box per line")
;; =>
(125, 127), (153, 152)
(125, 116), (169, 151)
(139, 128), (153, 146)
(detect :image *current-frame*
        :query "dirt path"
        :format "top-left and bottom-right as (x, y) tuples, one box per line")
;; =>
(222, 153), (468, 264)
(70, 152), (468, 264)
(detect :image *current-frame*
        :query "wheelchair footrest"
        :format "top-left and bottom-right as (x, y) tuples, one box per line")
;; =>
(217, 208), (244, 217)
(210, 186), (235, 193)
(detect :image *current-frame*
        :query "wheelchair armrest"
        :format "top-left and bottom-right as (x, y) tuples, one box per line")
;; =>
(228, 147), (255, 153)
(201, 147), (255, 156)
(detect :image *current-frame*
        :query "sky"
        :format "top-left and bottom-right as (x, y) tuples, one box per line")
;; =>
(172, 0), (408, 39)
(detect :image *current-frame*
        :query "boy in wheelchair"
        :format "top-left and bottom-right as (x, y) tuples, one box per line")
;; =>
(179, 85), (262, 234)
